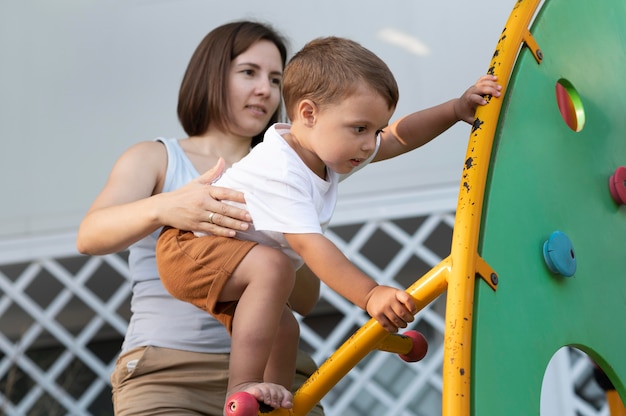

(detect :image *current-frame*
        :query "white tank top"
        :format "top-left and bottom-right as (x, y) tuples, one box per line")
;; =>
(122, 138), (230, 353)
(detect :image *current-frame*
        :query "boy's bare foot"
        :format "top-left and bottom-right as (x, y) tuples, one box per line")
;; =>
(228, 382), (293, 410)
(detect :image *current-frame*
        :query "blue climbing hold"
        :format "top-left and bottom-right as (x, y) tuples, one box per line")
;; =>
(542, 231), (576, 277)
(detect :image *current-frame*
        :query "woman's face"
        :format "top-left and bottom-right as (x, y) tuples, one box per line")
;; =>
(227, 40), (283, 138)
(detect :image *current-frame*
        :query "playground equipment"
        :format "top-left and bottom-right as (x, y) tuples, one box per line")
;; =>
(227, 0), (626, 414)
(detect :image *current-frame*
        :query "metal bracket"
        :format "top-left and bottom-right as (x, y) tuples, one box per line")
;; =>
(523, 29), (543, 63)
(476, 255), (499, 291)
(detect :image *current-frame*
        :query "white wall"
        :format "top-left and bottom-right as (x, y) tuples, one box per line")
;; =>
(0, 0), (514, 239)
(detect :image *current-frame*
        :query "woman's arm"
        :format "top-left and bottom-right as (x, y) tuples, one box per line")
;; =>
(76, 143), (251, 255)
(374, 75), (502, 162)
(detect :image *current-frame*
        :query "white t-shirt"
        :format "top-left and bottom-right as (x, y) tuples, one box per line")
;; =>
(210, 123), (378, 269)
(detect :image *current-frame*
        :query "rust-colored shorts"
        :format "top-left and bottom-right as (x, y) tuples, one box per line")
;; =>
(156, 227), (257, 333)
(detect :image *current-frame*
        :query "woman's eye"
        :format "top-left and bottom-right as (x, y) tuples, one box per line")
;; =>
(242, 69), (254, 76)
(271, 77), (282, 86)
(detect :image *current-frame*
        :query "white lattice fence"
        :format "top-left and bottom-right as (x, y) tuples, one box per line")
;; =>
(0, 238), (131, 416)
(0, 189), (611, 415)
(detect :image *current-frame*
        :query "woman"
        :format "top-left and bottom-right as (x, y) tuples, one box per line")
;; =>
(76, 21), (323, 416)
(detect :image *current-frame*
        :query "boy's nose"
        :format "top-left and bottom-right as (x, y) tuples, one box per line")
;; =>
(362, 135), (377, 152)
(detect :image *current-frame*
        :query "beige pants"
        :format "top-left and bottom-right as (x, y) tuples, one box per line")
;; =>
(111, 346), (324, 416)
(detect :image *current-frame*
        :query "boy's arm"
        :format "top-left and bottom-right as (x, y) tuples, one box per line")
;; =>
(285, 233), (416, 332)
(373, 74), (502, 162)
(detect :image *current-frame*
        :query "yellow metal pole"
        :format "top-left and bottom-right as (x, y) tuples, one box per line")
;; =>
(377, 332), (417, 355)
(442, 1), (542, 415)
(607, 390), (626, 416)
(287, 258), (452, 416)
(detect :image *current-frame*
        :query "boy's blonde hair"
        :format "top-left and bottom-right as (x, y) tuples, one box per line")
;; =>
(283, 37), (399, 121)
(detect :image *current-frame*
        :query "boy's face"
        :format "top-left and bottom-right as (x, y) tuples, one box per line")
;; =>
(308, 83), (394, 175)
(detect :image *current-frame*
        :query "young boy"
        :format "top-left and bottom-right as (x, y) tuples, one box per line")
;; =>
(156, 36), (501, 412)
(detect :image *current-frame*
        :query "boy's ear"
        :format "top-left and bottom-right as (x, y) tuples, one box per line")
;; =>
(297, 99), (317, 127)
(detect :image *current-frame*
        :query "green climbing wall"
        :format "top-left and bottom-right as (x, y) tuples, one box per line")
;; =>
(472, 0), (626, 414)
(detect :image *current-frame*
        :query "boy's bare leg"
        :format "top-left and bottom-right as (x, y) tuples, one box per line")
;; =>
(218, 245), (296, 409)
(264, 305), (299, 388)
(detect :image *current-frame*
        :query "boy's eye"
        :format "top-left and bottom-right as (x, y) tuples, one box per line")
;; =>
(354, 126), (367, 133)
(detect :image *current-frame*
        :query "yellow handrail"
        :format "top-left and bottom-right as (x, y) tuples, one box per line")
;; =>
(291, 257), (451, 414)
(443, 0), (542, 414)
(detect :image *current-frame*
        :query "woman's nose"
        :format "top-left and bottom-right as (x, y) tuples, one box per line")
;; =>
(255, 78), (271, 95)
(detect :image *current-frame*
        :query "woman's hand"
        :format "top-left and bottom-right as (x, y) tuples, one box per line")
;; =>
(166, 158), (251, 237)
(454, 74), (502, 124)
(77, 146), (252, 255)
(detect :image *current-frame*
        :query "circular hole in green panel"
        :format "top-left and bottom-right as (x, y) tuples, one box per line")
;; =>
(541, 347), (606, 414)
(555, 79), (585, 132)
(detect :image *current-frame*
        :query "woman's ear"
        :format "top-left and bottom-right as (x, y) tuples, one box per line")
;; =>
(296, 99), (317, 127)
